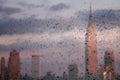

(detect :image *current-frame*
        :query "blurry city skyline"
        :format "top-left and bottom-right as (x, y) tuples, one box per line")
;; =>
(0, 0), (120, 78)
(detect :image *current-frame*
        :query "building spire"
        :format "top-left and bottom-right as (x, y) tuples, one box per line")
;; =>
(88, 2), (93, 26)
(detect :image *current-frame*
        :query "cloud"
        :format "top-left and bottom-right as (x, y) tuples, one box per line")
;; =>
(0, 9), (120, 37)
(98, 27), (120, 42)
(0, 18), (76, 35)
(0, 26), (119, 54)
(75, 9), (120, 31)
(0, 5), (22, 15)
(18, 2), (44, 9)
(0, 28), (85, 52)
(49, 3), (69, 11)
(0, 9), (120, 55)
(0, 9), (119, 36)
(0, 0), (6, 4)
(94, 9), (120, 28)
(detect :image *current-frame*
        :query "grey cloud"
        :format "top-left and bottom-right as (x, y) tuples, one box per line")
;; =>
(0, 18), (75, 35)
(49, 3), (69, 11)
(0, 0), (6, 4)
(0, 9), (120, 35)
(0, 45), (10, 52)
(18, 2), (44, 9)
(0, 6), (22, 15)
(75, 9), (120, 31)
(0, 34), (84, 53)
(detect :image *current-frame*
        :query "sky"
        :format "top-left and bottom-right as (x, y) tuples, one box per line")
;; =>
(0, 0), (120, 77)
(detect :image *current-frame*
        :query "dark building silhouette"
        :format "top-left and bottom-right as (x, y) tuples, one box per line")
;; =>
(8, 50), (20, 80)
(116, 75), (120, 80)
(5, 67), (9, 80)
(68, 63), (78, 80)
(1, 57), (6, 80)
(55, 76), (61, 80)
(22, 74), (32, 80)
(32, 55), (40, 80)
(62, 72), (68, 80)
(98, 65), (104, 80)
(104, 50), (116, 80)
(41, 72), (55, 80)
(85, 4), (98, 80)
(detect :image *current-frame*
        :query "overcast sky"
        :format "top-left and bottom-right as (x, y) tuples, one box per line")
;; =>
(0, 0), (120, 77)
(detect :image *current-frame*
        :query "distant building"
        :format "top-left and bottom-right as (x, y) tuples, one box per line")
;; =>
(62, 72), (68, 80)
(8, 50), (21, 80)
(1, 57), (6, 80)
(22, 74), (32, 80)
(116, 75), (120, 80)
(104, 50), (116, 80)
(85, 4), (98, 80)
(41, 72), (55, 80)
(32, 55), (40, 80)
(5, 67), (9, 80)
(98, 65), (104, 80)
(68, 63), (78, 80)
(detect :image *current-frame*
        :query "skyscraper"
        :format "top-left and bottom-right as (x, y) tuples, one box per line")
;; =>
(32, 55), (40, 80)
(8, 50), (20, 80)
(1, 57), (6, 80)
(85, 5), (98, 79)
(68, 63), (78, 80)
(104, 50), (116, 80)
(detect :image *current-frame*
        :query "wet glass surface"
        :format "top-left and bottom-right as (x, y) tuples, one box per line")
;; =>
(0, 0), (120, 80)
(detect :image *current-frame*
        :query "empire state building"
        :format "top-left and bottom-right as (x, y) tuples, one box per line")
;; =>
(85, 5), (98, 79)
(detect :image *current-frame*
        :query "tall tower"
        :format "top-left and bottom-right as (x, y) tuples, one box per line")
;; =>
(8, 50), (20, 80)
(1, 57), (6, 80)
(32, 55), (40, 80)
(85, 4), (98, 79)
(104, 50), (116, 80)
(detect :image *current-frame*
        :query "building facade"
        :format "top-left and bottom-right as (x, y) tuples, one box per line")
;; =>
(104, 50), (116, 80)
(1, 57), (6, 80)
(68, 63), (78, 80)
(85, 5), (98, 80)
(8, 50), (20, 80)
(32, 55), (40, 80)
